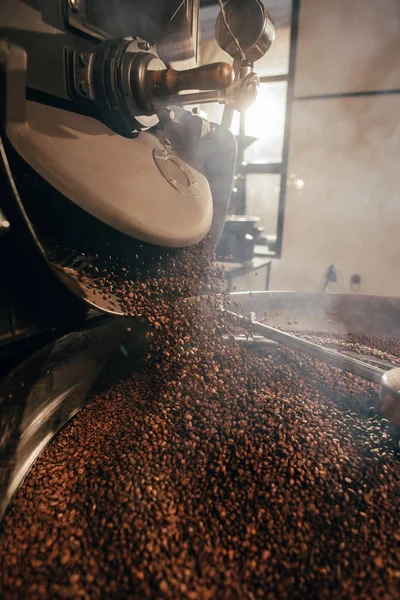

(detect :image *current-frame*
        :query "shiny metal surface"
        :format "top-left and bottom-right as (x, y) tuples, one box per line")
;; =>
(380, 368), (400, 426)
(223, 308), (385, 384)
(153, 147), (201, 199)
(0, 317), (151, 521)
(216, 0), (275, 63)
(1, 292), (400, 522)
(6, 102), (213, 247)
(1, 107), (236, 317)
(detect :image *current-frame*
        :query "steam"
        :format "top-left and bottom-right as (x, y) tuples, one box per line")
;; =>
(85, 0), (178, 43)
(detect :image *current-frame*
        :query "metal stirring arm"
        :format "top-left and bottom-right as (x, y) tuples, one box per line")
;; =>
(340, 349), (399, 371)
(222, 308), (400, 426)
(222, 309), (384, 385)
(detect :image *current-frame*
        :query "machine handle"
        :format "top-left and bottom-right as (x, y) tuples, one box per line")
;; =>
(150, 62), (234, 96)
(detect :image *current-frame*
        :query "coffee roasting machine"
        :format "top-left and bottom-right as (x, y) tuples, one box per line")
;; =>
(0, 0), (277, 515)
(0, 0), (275, 371)
(1, 0), (400, 526)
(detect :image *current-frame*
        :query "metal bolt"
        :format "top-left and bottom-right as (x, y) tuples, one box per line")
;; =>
(169, 179), (177, 185)
(79, 81), (90, 96)
(78, 53), (89, 67)
(0, 218), (10, 236)
(138, 41), (151, 52)
(69, 0), (79, 12)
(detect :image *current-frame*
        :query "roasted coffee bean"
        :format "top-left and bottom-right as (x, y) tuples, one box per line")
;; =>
(0, 239), (399, 599)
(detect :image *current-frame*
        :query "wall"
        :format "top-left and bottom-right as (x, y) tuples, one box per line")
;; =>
(271, 0), (400, 296)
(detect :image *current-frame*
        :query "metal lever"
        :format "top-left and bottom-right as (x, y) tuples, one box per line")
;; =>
(221, 59), (252, 129)
(222, 308), (400, 425)
(152, 71), (259, 111)
(222, 309), (385, 384)
(150, 62), (234, 97)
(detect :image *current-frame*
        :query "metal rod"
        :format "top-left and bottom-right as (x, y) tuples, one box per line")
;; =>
(222, 310), (384, 385)
(221, 107), (234, 129)
(169, 0), (187, 23)
(153, 91), (224, 107)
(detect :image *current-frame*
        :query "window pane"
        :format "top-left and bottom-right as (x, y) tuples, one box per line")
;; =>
(259, 0), (292, 76)
(254, 26), (291, 77)
(244, 81), (287, 164)
(246, 174), (281, 238)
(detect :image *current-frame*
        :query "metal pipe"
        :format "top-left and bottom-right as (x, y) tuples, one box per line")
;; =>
(153, 90), (224, 107)
(222, 309), (384, 385)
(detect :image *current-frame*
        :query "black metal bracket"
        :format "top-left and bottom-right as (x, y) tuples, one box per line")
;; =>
(0, 40), (27, 127)
(64, 0), (110, 42)
(65, 47), (96, 102)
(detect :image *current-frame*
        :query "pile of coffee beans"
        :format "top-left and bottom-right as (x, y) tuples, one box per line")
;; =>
(294, 331), (400, 368)
(0, 240), (399, 599)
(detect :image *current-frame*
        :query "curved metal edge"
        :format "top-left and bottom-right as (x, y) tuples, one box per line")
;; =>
(0, 41), (50, 262)
(0, 316), (152, 522)
(0, 42), (118, 317)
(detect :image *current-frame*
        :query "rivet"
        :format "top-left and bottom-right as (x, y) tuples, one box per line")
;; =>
(78, 53), (89, 67)
(138, 41), (151, 51)
(79, 81), (90, 96)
